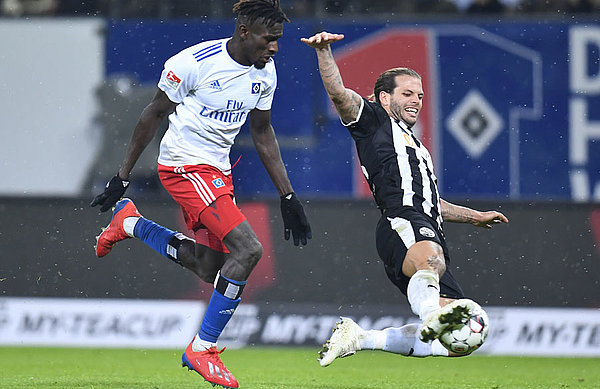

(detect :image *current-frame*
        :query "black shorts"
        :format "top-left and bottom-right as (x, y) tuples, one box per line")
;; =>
(375, 208), (464, 299)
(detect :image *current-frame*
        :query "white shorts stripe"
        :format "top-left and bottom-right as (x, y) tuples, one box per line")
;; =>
(193, 172), (217, 202)
(387, 216), (416, 249)
(183, 173), (211, 206)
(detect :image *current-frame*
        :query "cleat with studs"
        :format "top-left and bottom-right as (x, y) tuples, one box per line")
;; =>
(317, 317), (364, 367)
(419, 298), (480, 342)
(95, 198), (141, 258)
(181, 341), (239, 388)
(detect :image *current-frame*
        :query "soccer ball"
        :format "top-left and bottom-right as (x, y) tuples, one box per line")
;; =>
(438, 308), (489, 355)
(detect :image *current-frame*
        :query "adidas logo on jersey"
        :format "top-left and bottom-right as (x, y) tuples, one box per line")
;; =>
(209, 80), (222, 90)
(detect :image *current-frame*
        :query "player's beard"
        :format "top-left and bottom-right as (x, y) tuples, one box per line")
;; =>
(391, 101), (418, 127)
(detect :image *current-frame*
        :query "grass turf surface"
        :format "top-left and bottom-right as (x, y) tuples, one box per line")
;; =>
(0, 347), (597, 389)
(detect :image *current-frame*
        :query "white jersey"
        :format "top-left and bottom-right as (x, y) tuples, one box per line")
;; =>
(157, 38), (277, 173)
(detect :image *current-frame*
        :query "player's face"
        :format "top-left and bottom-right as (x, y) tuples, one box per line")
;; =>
(388, 75), (424, 126)
(243, 21), (283, 69)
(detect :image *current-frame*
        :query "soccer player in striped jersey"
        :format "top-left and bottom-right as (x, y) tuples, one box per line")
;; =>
(301, 32), (508, 365)
(91, 1), (311, 387)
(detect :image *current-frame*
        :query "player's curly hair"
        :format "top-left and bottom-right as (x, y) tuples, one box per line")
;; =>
(372, 67), (422, 104)
(232, 0), (290, 28)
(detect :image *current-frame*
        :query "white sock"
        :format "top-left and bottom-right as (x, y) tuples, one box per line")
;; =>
(363, 324), (449, 357)
(192, 334), (216, 352)
(360, 329), (387, 350)
(123, 216), (140, 237)
(407, 270), (441, 321)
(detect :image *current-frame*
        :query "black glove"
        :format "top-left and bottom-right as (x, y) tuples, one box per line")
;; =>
(280, 192), (312, 246)
(90, 174), (130, 212)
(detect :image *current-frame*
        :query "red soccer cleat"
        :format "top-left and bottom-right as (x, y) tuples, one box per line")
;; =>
(182, 341), (239, 388)
(95, 198), (141, 258)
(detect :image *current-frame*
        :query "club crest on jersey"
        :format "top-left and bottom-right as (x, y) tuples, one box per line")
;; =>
(212, 178), (225, 188)
(165, 70), (182, 91)
(419, 227), (436, 238)
(251, 83), (260, 94)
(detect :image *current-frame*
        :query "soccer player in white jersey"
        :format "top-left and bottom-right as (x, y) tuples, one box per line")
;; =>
(301, 32), (508, 366)
(91, 1), (311, 387)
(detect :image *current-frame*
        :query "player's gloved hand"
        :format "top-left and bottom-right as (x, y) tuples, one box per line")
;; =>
(280, 192), (312, 246)
(90, 174), (130, 212)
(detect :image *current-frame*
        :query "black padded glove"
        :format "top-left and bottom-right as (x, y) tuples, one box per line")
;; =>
(280, 192), (312, 246)
(90, 174), (130, 212)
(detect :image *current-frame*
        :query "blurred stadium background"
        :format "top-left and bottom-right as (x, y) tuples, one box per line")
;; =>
(0, 0), (599, 358)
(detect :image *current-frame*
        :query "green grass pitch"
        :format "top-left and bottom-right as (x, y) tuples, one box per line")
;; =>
(0, 347), (598, 388)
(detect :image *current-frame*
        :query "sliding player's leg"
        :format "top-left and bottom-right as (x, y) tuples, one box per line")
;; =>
(318, 316), (453, 367)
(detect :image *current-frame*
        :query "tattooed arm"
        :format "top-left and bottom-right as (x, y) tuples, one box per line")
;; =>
(301, 32), (363, 124)
(440, 199), (509, 229)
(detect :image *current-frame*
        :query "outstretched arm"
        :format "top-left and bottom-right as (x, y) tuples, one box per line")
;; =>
(440, 199), (509, 229)
(301, 32), (363, 124)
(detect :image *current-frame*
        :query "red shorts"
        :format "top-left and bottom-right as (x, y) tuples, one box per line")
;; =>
(158, 164), (246, 252)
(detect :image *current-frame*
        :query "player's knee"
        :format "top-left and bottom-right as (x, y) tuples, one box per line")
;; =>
(409, 253), (446, 277)
(175, 238), (196, 263)
(245, 237), (263, 267)
(426, 255), (446, 275)
(198, 268), (219, 284)
(233, 236), (262, 275)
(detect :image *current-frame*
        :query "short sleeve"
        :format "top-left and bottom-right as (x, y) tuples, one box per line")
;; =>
(345, 98), (382, 138)
(255, 61), (277, 111)
(157, 52), (198, 104)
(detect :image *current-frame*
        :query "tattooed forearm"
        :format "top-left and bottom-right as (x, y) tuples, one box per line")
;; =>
(440, 199), (477, 224)
(315, 47), (361, 122)
(316, 48), (346, 99)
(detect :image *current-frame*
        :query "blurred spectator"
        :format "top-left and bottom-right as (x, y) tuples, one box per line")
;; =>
(54, 0), (105, 16)
(416, 0), (460, 13)
(281, 0), (314, 17)
(514, 0), (562, 12)
(1, 0), (58, 16)
(324, 0), (347, 15)
(564, 0), (593, 12)
(360, 0), (417, 14)
(466, 0), (507, 13)
(2, 0), (598, 18)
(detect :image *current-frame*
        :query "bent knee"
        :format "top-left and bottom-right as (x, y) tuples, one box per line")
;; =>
(424, 254), (446, 274)
(247, 238), (263, 265)
(403, 240), (446, 277)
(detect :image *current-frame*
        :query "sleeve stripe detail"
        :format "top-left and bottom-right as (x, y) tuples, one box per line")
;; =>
(194, 43), (222, 62)
(193, 42), (221, 57)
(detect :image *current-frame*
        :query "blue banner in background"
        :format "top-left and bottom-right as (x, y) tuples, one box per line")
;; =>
(106, 20), (600, 202)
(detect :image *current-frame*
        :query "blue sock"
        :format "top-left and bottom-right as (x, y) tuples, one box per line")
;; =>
(198, 275), (246, 343)
(133, 217), (177, 259)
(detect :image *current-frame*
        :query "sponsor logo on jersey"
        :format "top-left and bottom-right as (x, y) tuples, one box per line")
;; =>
(199, 106), (247, 124)
(208, 80), (222, 90)
(212, 178), (225, 188)
(403, 133), (416, 148)
(166, 70), (182, 90)
(419, 227), (436, 238)
(251, 83), (260, 94)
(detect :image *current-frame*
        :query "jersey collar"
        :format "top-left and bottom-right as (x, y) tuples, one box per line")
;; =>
(394, 118), (412, 135)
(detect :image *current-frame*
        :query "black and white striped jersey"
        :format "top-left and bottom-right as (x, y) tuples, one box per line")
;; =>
(344, 98), (443, 230)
